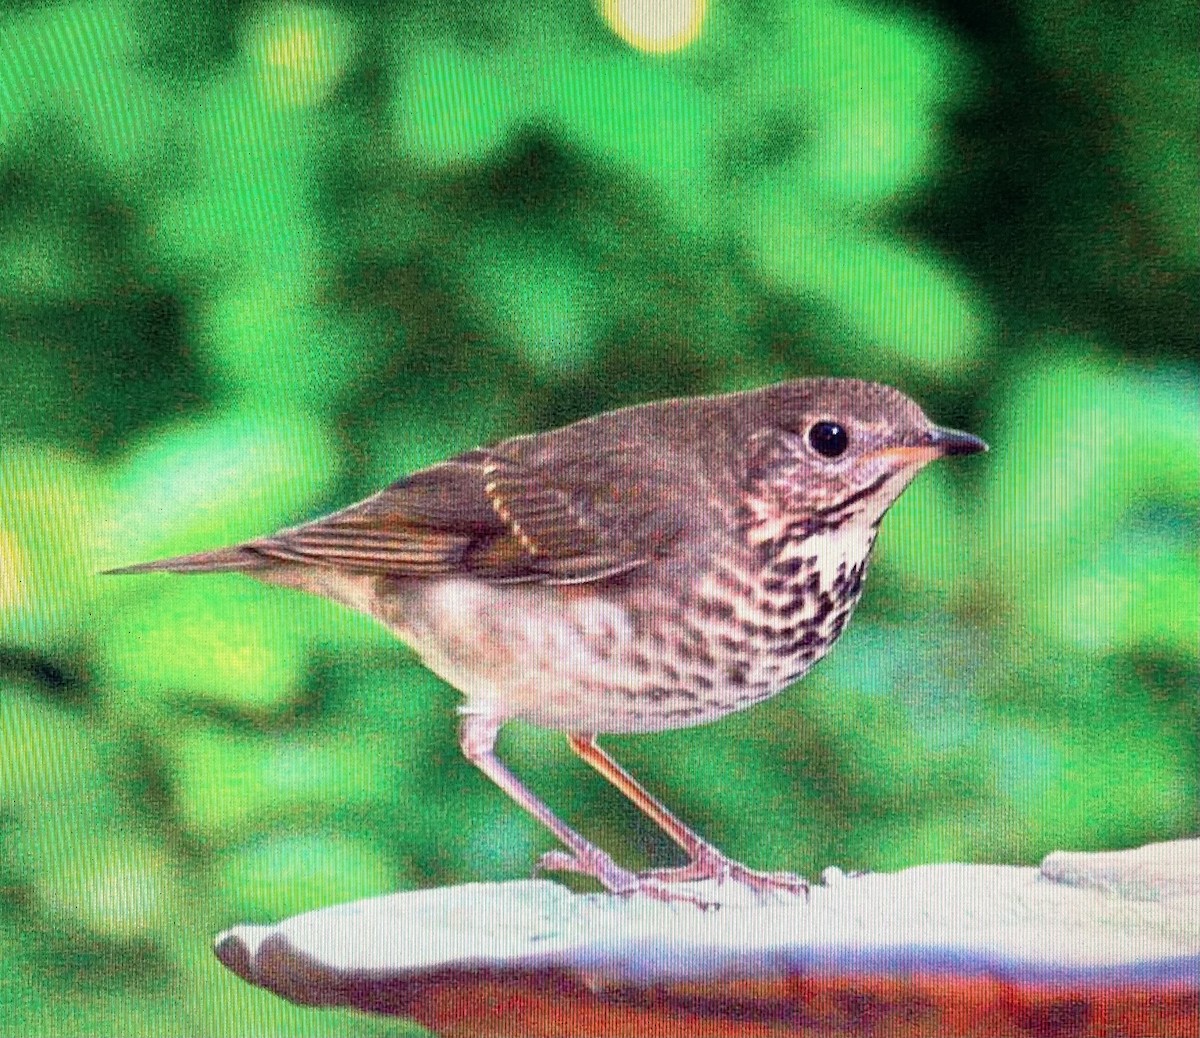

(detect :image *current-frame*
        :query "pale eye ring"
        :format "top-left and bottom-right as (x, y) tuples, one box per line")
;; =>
(807, 421), (849, 458)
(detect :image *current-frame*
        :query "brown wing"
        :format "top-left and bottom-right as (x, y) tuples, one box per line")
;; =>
(244, 441), (688, 585)
(244, 450), (497, 576)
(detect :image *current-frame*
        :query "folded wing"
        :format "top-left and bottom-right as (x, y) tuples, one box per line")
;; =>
(111, 441), (689, 586)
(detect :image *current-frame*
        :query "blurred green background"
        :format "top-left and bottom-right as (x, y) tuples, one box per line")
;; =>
(0, 0), (1196, 1034)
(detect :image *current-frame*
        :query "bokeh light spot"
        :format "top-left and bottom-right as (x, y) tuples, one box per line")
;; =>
(0, 529), (28, 611)
(603, 0), (707, 54)
(246, 4), (354, 106)
(265, 26), (318, 72)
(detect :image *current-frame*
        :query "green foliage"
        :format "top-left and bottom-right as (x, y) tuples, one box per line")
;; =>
(1, 1), (1196, 1034)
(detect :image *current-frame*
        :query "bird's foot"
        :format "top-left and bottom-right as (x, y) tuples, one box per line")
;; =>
(537, 849), (719, 908)
(646, 844), (809, 899)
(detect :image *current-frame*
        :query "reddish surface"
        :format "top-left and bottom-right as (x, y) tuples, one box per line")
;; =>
(356, 970), (1199, 1038)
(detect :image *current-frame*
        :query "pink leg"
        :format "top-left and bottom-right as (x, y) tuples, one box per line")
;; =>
(458, 715), (714, 905)
(564, 734), (808, 897)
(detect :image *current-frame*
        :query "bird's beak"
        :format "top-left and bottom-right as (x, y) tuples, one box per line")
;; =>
(870, 426), (989, 467)
(925, 426), (989, 457)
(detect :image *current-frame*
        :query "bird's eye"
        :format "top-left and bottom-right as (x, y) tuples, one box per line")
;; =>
(807, 421), (849, 458)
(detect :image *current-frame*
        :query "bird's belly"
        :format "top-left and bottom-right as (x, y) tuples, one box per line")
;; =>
(390, 577), (713, 733)
(385, 558), (863, 734)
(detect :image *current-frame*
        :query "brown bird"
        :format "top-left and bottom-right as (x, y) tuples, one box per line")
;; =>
(109, 378), (986, 903)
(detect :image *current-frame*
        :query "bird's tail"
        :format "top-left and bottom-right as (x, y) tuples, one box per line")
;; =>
(103, 545), (270, 575)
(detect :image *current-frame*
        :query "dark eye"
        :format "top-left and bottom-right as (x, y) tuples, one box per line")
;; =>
(807, 421), (849, 458)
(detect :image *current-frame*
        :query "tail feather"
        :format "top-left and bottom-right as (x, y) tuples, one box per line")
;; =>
(103, 545), (270, 575)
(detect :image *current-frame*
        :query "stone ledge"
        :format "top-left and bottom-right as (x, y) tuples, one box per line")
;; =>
(215, 838), (1199, 1037)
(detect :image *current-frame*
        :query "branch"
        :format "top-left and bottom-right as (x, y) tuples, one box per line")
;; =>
(214, 839), (1199, 1037)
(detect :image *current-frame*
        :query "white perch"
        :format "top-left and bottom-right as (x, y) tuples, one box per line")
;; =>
(215, 839), (1199, 1037)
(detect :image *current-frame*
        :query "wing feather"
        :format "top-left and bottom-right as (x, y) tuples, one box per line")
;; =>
(122, 427), (694, 585)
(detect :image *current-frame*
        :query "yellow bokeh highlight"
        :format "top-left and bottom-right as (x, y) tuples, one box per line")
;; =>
(264, 25), (318, 73)
(0, 528), (27, 611)
(603, 0), (707, 54)
(246, 3), (353, 106)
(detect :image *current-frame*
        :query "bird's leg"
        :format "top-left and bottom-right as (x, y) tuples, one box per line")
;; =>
(458, 714), (714, 905)
(566, 734), (808, 896)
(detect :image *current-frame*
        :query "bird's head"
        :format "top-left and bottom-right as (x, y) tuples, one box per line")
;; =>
(737, 378), (987, 531)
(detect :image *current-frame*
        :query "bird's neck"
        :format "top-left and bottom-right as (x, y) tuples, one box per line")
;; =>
(739, 489), (882, 602)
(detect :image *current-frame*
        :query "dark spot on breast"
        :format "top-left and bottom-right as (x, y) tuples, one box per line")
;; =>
(755, 538), (782, 566)
(642, 684), (697, 703)
(776, 576), (821, 618)
(697, 597), (736, 623)
(794, 628), (824, 650)
(761, 574), (792, 594)
(771, 555), (809, 577)
(812, 593), (835, 625)
(827, 609), (850, 640)
(723, 661), (749, 687)
(676, 639), (715, 665)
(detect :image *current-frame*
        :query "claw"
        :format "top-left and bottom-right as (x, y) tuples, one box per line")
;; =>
(536, 842), (805, 907)
(647, 846), (809, 899)
(535, 847), (638, 893)
(536, 849), (718, 908)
